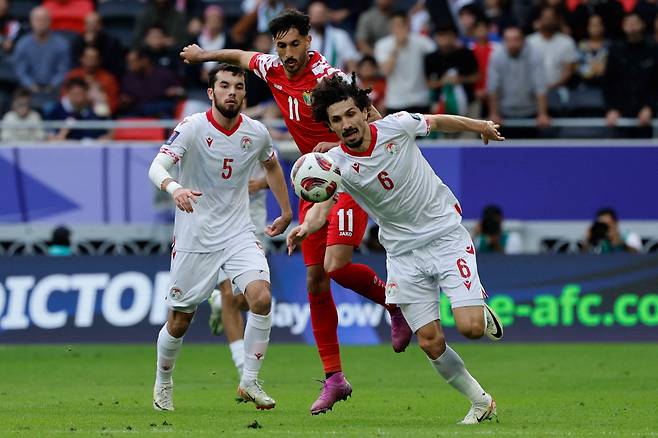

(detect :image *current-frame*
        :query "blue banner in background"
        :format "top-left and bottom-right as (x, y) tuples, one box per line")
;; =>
(1, 254), (657, 344)
(2, 143), (658, 224)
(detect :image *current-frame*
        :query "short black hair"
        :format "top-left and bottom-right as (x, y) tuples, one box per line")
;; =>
(390, 10), (408, 21)
(357, 55), (377, 68)
(65, 77), (89, 91)
(481, 204), (503, 221)
(13, 87), (32, 100)
(268, 9), (310, 39)
(311, 73), (372, 125)
(596, 207), (618, 222)
(434, 22), (458, 35)
(208, 63), (246, 89)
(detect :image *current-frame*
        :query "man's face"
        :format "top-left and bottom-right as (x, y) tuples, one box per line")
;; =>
(357, 61), (377, 80)
(376, 0), (393, 11)
(204, 9), (223, 34)
(208, 70), (246, 119)
(85, 12), (101, 33)
(588, 15), (604, 39)
(390, 16), (408, 40)
(597, 213), (619, 233)
(308, 2), (328, 30)
(538, 8), (559, 34)
(436, 31), (457, 53)
(30, 7), (51, 35)
(623, 14), (644, 40)
(68, 85), (88, 110)
(504, 28), (524, 56)
(274, 27), (310, 76)
(145, 28), (167, 50)
(126, 51), (143, 73)
(81, 48), (100, 70)
(326, 98), (369, 148)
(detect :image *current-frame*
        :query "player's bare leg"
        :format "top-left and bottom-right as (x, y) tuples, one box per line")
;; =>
(324, 244), (413, 352)
(153, 310), (194, 411)
(237, 279), (275, 410)
(306, 264), (352, 415)
(411, 315), (496, 424)
(453, 305), (503, 341)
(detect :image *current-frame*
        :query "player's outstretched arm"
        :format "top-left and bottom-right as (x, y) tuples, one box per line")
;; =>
(286, 198), (335, 255)
(148, 153), (202, 213)
(180, 44), (258, 70)
(426, 114), (505, 145)
(262, 155), (293, 237)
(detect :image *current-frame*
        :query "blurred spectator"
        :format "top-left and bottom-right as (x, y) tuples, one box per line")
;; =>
(487, 26), (550, 129)
(581, 208), (642, 254)
(483, 0), (517, 35)
(0, 88), (45, 141)
(569, 0), (624, 41)
(604, 13), (658, 131)
(409, 0), (432, 36)
(472, 205), (523, 254)
(48, 225), (72, 256)
(308, 1), (359, 72)
(198, 6), (232, 78)
(527, 7), (578, 90)
(576, 14), (609, 87)
(71, 13), (125, 79)
(375, 11), (435, 114)
(356, 0), (394, 56)
(143, 24), (183, 75)
(43, 0), (94, 34)
(356, 55), (386, 114)
(425, 24), (479, 117)
(458, 3), (501, 45)
(525, 0), (570, 35)
(13, 7), (70, 100)
(133, 0), (189, 49)
(243, 32), (278, 121)
(120, 48), (183, 117)
(232, 0), (287, 45)
(64, 46), (119, 116)
(0, 0), (21, 53)
(469, 17), (499, 108)
(46, 78), (110, 141)
(655, 14), (658, 43)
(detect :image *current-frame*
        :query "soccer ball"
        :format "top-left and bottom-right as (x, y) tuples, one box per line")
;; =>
(290, 153), (342, 203)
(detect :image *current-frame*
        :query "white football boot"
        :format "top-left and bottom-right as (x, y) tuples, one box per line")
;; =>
(208, 289), (223, 336)
(459, 393), (497, 424)
(484, 303), (504, 341)
(153, 382), (174, 411)
(238, 380), (276, 410)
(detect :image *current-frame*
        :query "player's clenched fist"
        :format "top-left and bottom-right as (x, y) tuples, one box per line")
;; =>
(180, 44), (204, 64)
(172, 188), (202, 213)
(480, 121), (505, 145)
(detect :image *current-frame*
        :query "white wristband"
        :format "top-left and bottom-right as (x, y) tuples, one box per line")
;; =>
(165, 181), (182, 195)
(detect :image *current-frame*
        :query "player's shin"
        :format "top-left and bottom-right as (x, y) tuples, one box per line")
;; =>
(428, 345), (488, 405)
(156, 323), (184, 385)
(241, 310), (272, 385)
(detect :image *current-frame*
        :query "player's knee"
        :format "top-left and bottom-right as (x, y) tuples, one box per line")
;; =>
(167, 316), (192, 337)
(457, 319), (485, 339)
(248, 287), (272, 315)
(417, 331), (446, 359)
(324, 257), (348, 275)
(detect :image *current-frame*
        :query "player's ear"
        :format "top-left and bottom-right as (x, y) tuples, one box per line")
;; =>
(207, 88), (213, 102)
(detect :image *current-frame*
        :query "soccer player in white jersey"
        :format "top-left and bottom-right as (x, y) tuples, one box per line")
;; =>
(287, 75), (505, 424)
(148, 63), (292, 411)
(208, 161), (271, 378)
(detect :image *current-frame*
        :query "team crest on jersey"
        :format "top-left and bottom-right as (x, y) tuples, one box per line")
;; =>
(169, 286), (182, 300)
(352, 162), (360, 173)
(241, 136), (253, 150)
(302, 90), (313, 106)
(206, 136), (214, 147)
(385, 142), (399, 155)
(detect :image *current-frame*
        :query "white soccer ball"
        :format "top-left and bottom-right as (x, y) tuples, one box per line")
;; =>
(290, 152), (342, 203)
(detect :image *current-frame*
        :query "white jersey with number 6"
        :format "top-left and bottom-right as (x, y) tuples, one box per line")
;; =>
(326, 111), (462, 256)
(160, 110), (274, 252)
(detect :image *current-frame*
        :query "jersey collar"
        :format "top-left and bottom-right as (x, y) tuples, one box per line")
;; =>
(206, 109), (242, 136)
(340, 124), (377, 157)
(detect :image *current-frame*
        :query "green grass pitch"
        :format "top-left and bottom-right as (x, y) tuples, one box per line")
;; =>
(1, 343), (657, 437)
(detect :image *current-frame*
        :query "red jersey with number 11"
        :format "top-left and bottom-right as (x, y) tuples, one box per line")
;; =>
(249, 51), (347, 154)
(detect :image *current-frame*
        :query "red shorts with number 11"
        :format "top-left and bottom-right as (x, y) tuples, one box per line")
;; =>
(299, 193), (369, 267)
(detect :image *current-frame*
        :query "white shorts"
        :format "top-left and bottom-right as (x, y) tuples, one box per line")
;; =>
(399, 302), (440, 332)
(385, 224), (485, 311)
(168, 236), (270, 312)
(217, 233), (267, 289)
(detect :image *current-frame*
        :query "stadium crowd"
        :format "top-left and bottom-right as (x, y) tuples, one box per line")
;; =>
(1, 0), (658, 141)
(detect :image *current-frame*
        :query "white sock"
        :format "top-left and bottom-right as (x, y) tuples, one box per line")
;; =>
(240, 311), (272, 386)
(229, 339), (245, 377)
(429, 345), (488, 404)
(155, 324), (184, 386)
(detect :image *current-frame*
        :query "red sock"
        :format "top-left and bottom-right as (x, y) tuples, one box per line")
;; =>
(328, 263), (393, 310)
(308, 290), (341, 374)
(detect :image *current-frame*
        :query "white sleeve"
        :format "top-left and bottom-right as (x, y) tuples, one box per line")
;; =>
(259, 130), (275, 162)
(148, 152), (177, 190)
(160, 117), (195, 162)
(390, 111), (431, 138)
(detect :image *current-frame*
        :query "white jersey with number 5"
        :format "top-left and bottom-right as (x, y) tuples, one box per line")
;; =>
(325, 112), (462, 256)
(160, 110), (274, 252)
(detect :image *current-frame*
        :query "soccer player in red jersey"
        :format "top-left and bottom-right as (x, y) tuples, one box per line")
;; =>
(181, 10), (412, 414)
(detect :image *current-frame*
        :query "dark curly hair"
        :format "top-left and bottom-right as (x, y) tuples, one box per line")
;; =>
(268, 9), (310, 39)
(311, 73), (372, 125)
